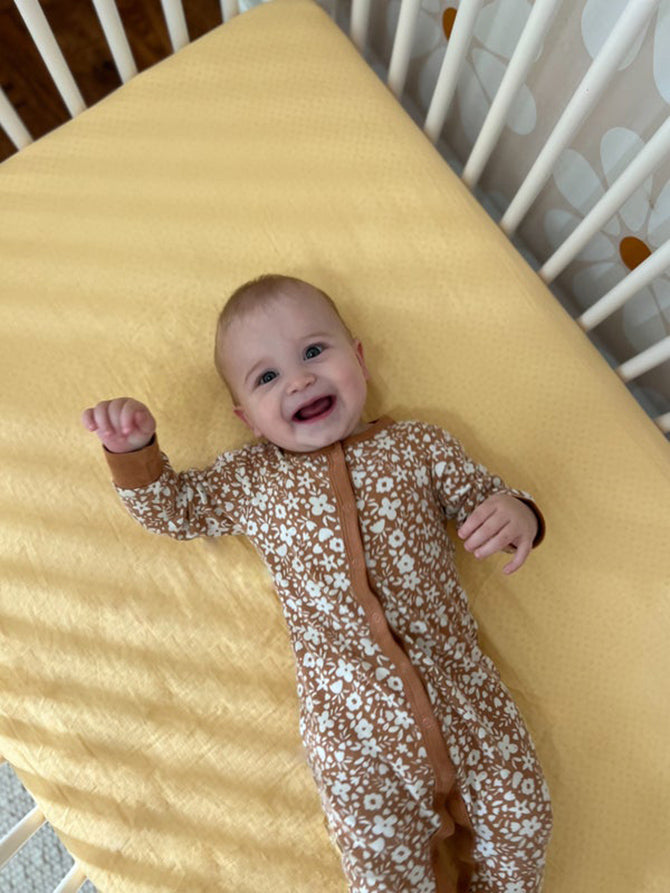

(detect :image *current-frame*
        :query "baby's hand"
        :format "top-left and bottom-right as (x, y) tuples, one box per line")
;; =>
(457, 493), (538, 575)
(81, 398), (156, 454)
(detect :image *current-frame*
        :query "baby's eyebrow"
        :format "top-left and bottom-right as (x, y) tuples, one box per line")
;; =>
(302, 331), (331, 342)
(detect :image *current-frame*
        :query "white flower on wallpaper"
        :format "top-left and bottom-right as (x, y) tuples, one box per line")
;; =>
(408, 0), (537, 145)
(582, 0), (670, 104)
(545, 127), (670, 353)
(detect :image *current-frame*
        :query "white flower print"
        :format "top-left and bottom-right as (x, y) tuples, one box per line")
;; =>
(521, 778), (536, 796)
(303, 625), (321, 645)
(279, 523), (296, 546)
(360, 737), (380, 757)
(378, 497), (402, 520)
(409, 864), (428, 884)
(355, 719), (374, 740)
(321, 553), (337, 572)
(545, 127), (670, 352)
(335, 659), (355, 682)
(394, 709), (413, 729)
(285, 492), (299, 512)
(331, 778), (351, 801)
(466, 769), (488, 792)
(328, 572), (349, 591)
(249, 490), (268, 512)
(498, 735), (519, 760)
(509, 799), (531, 820)
(402, 570), (421, 591)
(582, 0), (670, 103)
(388, 529), (405, 549)
(391, 844), (412, 864)
(364, 793), (383, 810)
(519, 816), (544, 837)
(309, 493), (334, 516)
(478, 838), (497, 858)
(466, 748), (482, 767)
(371, 814), (399, 838)
(376, 476), (394, 493)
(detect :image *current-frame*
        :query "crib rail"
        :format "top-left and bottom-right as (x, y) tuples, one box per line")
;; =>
(0, 760), (88, 891)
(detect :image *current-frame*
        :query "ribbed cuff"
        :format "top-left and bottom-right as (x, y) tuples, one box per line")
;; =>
(104, 435), (164, 489)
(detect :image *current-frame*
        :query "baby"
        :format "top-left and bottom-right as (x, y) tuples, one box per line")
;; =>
(82, 275), (552, 893)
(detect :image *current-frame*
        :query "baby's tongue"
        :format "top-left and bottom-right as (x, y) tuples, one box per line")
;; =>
(297, 396), (331, 420)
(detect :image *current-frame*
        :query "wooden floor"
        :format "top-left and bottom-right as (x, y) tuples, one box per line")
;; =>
(0, 0), (222, 163)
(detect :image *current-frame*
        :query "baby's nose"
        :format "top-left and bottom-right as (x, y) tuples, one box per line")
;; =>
(287, 371), (316, 393)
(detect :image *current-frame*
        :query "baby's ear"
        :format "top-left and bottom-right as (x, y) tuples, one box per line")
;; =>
(233, 406), (261, 436)
(354, 339), (370, 380)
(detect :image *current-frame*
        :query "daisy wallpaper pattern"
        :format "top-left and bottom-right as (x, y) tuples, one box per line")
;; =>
(369, 0), (670, 418)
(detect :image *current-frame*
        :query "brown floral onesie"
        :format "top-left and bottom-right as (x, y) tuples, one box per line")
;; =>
(105, 417), (553, 893)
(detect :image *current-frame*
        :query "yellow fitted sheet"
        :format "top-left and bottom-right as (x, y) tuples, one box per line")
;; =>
(1, 1), (669, 890)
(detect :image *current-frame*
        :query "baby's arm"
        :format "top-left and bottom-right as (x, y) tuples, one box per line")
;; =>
(426, 424), (544, 574)
(82, 398), (246, 540)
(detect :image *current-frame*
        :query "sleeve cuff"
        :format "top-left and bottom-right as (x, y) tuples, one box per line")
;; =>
(104, 435), (164, 489)
(516, 497), (546, 548)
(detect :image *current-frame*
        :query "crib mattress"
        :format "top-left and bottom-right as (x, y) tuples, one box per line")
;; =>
(1, 0), (669, 890)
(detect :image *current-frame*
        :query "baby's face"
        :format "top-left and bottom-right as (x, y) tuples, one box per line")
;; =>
(221, 288), (369, 452)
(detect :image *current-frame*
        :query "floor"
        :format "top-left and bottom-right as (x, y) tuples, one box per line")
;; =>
(0, 0), (222, 163)
(0, 762), (97, 892)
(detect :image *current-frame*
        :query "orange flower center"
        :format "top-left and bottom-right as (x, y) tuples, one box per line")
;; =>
(442, 7), (457, 40)
(619, 236), (651, 271)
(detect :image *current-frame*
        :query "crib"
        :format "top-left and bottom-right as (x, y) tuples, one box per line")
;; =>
(1, 1), (669, 891)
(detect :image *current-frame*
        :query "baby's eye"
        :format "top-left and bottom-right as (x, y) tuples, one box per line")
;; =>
(304, 344), (323, 360)
(257, 370), (277, 386)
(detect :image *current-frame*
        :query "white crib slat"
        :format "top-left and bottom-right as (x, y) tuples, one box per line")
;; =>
(500, 0), (660, 236)
(387, 0), (422, 99)
(221, 0), (239, 23)
(578, 239), (670, 332)
(53, 862), (87, 893)
(0, 806), (46, 869)
(90, 0), (137, 83)
(617, 336), (670, 383)
(655, 411), (670, 433)
(350, 0), (372, 52)
(423, 0), (483, 144)
(0, 86), (33, 150)
(540, 116), (670, 283)
(462, 0), (560, 189)
(159, 0), (190, 52)
(13, 0), (86, 117)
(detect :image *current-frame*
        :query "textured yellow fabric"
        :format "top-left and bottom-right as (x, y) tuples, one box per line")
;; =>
(0, 1), (668, 891)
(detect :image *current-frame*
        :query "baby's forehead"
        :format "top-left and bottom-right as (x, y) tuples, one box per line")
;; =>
(227, 289), (343, 335)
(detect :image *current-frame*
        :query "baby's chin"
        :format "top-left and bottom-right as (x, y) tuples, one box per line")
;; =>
(267, 417), (365, 453)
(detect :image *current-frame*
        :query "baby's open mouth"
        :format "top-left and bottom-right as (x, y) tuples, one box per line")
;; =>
(293, 395), (335, 422)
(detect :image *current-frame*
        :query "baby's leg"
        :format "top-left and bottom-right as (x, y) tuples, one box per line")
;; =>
(464, 762), (552, 893)
(319, 766), (444, 893)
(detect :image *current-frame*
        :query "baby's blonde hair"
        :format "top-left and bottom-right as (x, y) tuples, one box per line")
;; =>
(214, 274), (352, 388)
